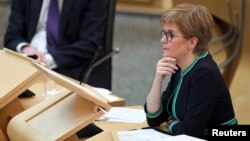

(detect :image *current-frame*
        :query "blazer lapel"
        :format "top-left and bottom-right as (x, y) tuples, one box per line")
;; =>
(59, 0), (75, 39)
(29, 0), (43, 39)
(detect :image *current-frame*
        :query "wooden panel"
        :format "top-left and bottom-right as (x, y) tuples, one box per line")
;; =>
(7, 91), (106, 141)
(85, 106), (168, 141)
(20, 77), (71, 109)
(0, 48), (42, 140)
(0, 49), (42, 108)
(7, 61), (117, 141)
(0, 98), (24, 140)
(175, 0), (229, 19)
(31, 61), (111, 110)
(116, 0), (172, 15)
(27, 94), (103, 141)
(230, 0), (250, 124)
(173, 0), (241, 24)
(85, 131), (116, 141)
(0, 129), (7, 141)
(20, 78), (126, 110)
(118, 0), (153, 2)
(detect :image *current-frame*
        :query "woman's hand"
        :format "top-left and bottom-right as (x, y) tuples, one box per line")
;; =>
(147, 57), (178, 113)
(156, 57), (178, 81)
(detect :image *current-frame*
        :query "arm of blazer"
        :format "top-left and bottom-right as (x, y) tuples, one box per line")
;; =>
(4, 0), (108, 70)
(50, 0), (108, 69)
(4, 0), (43, 51)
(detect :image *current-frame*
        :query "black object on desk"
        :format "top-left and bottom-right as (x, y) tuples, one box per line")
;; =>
(76, 123), (103, 138)
(18, 89), (36, 98)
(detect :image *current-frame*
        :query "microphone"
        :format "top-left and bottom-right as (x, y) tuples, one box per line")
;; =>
(76, 48), (119, 139)
(80, 47), (119, 84)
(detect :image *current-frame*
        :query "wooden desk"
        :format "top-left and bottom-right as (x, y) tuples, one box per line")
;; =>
(6, 75), (125, 141)
(85, 106), (148, 141)
(0, 98), (24, 141)
(20, 77), (126, 109)
(85, 106), (169, 141)
(17, 77), (126, 141)
(85, 130), (116, 141)
(7, 62), (123, 141)
(19, 77), (70, 109)
(94, 106), (148, 131)
(1, 49), (125, 140)
(0, 49), (42, 141)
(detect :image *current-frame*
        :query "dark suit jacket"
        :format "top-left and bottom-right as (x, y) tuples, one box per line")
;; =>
(145, 54), (236, 138)
(4, 0), (110, 88)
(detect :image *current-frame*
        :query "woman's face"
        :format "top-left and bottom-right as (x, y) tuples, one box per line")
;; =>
(160, 23), (190, 59)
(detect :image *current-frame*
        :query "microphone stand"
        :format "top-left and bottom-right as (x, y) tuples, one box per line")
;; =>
(80, 47), (119, 85)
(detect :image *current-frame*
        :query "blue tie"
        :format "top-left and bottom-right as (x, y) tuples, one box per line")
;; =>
(46, 0), (59, 52)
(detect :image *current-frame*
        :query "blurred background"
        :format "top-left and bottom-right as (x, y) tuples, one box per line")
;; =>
(1, 0), (249, 124)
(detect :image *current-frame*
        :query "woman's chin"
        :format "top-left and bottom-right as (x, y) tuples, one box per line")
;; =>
(163, 52), (172, 57)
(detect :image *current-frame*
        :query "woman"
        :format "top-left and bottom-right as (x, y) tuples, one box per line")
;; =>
(144, 3), (237, 138)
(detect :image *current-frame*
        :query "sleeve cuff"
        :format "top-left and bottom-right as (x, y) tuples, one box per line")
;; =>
(45, 53), (58, 69)
(144, 103), (163, 118)
(17, 42), (29, 53)
(168, 120), (179, 133)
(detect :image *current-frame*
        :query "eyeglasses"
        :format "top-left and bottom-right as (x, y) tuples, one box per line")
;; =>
(161, 30), (185, 42)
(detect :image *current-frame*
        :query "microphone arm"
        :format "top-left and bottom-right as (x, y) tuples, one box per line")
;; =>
(80, 47), (119, 84)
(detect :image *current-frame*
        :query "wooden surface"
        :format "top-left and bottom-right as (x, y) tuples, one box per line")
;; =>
(86, 106), (148, 141)
(0, 48), (42, 140)
(0, 129), (7, 141)
(8, 64), (126, 141)
(20, 77), (71, 109)
(20, 77), (125, 110)
(229, 0), (250, 124)
(86, 106), (168, 141)
(85, 131), (117, 141)
(0, 49), (42, 109)
(0, 98), (24, 141)
(32, 61), (112, 111)
(116, 0), (172, 15)
(26, 94), (104, 141)
(7, 72), (111, 141)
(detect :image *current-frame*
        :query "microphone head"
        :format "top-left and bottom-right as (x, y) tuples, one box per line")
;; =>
(113, 47), (120, 53)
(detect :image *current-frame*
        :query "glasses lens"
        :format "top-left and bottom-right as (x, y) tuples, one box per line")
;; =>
(161, 30), (173, 42)
(167, 32), (173, 42)
(161, 30), (165, 38)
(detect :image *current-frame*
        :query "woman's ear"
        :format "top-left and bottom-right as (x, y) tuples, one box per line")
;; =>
(189, 36), (198, 50)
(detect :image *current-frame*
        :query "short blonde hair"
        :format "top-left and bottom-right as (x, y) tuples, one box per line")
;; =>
(161, 3), (214, 55)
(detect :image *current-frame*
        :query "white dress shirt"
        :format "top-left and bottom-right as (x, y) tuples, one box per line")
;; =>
(17, 0), (63, 69)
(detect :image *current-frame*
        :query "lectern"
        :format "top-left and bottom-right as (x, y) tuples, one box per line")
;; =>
(7, 61), (111, 141)
(0, 48), (42, 140)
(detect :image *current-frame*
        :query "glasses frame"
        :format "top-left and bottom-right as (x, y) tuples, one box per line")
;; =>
(161, 30), (186, 42)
